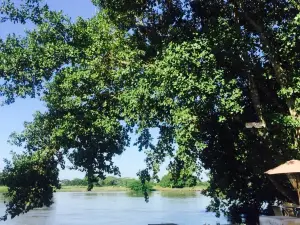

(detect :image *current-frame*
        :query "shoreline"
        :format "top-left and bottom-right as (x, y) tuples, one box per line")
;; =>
(0, 185), (206, 193)
(153, 186), (205, 192)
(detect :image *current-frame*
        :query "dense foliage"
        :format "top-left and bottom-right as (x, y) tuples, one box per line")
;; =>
(1, 0), (300, 224)
(159, 174), (197, 188)
(60, 178), (89, 187)
(128, 180), (154, 193)
(0, 173), (3, 186)
(60, 177), (137, 187)
(60, 175), (203, 189)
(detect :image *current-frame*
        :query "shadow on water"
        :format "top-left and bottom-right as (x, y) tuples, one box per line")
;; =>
(83, 192), (99, 197)
(126, 191), (154, 198)
(160, 191), (197, 199)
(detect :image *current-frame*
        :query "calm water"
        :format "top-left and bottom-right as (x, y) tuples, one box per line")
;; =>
(0, 192), (227, 225)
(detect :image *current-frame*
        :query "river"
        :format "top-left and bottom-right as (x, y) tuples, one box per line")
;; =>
(0, 191), (227, 225)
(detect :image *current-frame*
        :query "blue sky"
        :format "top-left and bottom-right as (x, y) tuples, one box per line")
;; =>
(0, 0), (167, 179)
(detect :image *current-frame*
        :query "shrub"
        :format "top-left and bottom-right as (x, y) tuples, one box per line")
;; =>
(129, 180), (153, 193)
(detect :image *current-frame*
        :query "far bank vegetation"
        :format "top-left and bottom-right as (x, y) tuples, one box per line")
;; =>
(59, 175), (209, 192)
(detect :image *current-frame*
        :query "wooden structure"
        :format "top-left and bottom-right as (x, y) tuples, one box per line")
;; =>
(266, 160), (300, 205)
(260, 216), (300, 225)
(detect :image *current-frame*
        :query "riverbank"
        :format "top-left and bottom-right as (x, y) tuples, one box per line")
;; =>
(0, 185), (206, 193)
(153, 186), (206, 192)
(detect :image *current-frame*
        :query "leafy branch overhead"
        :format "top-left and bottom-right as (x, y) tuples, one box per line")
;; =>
(0, 0), (300, 224)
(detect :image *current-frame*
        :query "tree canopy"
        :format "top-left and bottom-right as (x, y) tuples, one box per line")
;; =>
(159, 173), (197, 188)
(0, 172), (3, 186)
(60, 176), (136, 187)
(1, 0), (300, 224)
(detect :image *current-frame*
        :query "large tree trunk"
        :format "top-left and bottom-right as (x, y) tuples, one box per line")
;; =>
(247, 73), (266, 127)
(246, 13), (299, 145)
(230, 4), (267, 128)
(230, 0), (298, 122)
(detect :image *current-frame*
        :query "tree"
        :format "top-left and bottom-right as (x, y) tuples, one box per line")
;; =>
(118, 178), (137, 187)
(1, 150), (60, 221)
(69, 178), (88, 186)
(184, 176), (197, 188)
(1, 0), (300, 224)
(60, 179), (71, 186)
(0, 0), (71, 104)
(159, 174), (197, 188)
(0, 0), (49, 24)
(1, 11), (136, 220)
(103, 177), (119, 186)
(0, 172), (3, 186)
(128, 180), (153, 193)
(59, 177), (139, 187)
(92, 1), (300, 223)
(159, 174), (172, 188)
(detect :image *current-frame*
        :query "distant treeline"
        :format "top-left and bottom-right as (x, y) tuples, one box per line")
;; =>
(60, 176), (138, 187)
(60, 174), (208, 189)
(159, 174), (208, 188)
(1, 171), (208, 190)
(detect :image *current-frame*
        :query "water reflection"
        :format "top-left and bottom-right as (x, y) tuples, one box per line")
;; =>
(0, 192), (227, 225)
(126, 191), (154, 198)
(83, 192), (99, 196)
(160, 191), (197, 199)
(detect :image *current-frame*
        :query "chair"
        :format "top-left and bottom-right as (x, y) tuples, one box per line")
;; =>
(282, 202), (297, 217)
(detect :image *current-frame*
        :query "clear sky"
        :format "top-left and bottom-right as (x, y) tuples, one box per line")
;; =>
(0, 0), (168, 179)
